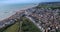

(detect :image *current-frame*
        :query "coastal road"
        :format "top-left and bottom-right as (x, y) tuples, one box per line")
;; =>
(25, 10), (45, 32)
(25, 16), (45, 32)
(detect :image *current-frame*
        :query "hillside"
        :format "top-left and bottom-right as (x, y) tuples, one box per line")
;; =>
(36, 2), (60, 9)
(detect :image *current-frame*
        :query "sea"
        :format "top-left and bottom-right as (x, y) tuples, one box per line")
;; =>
(0, 3), (37, 21)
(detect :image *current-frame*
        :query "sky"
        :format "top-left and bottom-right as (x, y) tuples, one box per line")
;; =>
(0, 0), (60, 4)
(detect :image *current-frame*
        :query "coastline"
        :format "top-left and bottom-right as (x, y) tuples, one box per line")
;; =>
(0, 4), (37, 29)
(0, 4), (37, 21)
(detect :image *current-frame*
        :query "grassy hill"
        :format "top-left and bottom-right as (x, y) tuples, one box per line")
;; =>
(36, 2), (60, 9)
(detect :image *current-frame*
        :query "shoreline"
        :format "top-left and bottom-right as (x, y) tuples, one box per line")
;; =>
(0, 4), (37, 28)
(0, 4), (37, 21)
(0, 5), (37, 29)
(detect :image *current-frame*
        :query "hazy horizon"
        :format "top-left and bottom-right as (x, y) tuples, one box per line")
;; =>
(0, 0), (60, 4)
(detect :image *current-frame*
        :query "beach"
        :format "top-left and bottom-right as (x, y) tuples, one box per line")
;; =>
(0, 4), (37, 21)
(0, 4), (37, 29)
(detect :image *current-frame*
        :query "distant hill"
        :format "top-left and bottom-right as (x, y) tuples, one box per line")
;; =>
(39, 2), (60, 5)
(36, 2), (60, 9)
(40, 2), (60, 4)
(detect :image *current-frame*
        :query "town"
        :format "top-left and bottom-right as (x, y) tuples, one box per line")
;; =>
(0, 2), (60, 32)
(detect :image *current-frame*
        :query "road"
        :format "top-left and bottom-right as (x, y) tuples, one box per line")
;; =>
(25, 10), (45, 32)
(25, 16), (45, 32)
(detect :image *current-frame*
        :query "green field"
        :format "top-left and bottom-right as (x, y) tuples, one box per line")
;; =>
(3, 22), (19, 32)
(21, 17), (42, 32)
(0, 17), (41, 32)
(36, 5), (60, 9)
